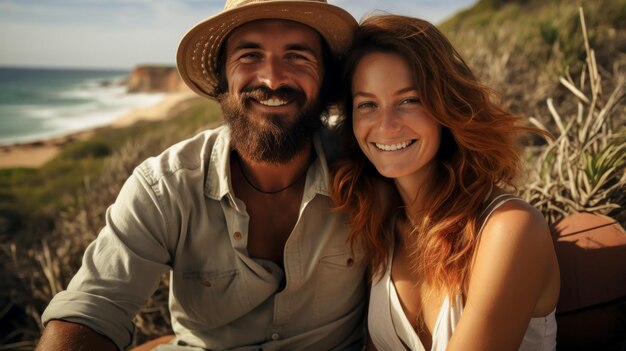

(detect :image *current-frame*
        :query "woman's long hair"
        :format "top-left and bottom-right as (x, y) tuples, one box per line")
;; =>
(330, 14), (548, 294)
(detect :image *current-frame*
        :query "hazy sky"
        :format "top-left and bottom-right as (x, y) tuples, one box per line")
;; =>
(0, 0), (475, 70)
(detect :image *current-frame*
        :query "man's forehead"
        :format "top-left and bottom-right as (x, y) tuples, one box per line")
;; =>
(225, 19), (323, 51)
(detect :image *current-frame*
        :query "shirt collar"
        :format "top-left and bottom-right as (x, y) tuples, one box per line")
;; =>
(205, 125), (232, 201)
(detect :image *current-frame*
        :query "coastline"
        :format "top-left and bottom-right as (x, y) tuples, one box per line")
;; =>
(0, 91), (199, 169)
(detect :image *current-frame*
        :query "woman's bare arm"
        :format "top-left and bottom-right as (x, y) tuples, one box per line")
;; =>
(447, 201), (559, 351)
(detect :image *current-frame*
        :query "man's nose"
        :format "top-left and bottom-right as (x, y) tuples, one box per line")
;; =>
(257, 57), (289, 90)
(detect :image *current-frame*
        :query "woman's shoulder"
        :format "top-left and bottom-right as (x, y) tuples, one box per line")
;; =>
(479, 188), (543, 225)
(484, 193), (546, 227)
(477, 192), (552, 257)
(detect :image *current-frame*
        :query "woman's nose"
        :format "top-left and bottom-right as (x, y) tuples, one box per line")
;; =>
(378, 108), (402, 133)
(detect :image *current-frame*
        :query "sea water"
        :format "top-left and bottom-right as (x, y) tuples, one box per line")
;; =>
(0, 67), (165, 145)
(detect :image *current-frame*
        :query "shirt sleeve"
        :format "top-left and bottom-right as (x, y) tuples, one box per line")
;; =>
(41, 166), (175, 350)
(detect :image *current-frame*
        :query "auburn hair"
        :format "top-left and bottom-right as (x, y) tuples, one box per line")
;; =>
(330, 15), (549, 294)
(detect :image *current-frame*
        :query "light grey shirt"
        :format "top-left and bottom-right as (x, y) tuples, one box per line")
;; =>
(42, 125), (367, 350)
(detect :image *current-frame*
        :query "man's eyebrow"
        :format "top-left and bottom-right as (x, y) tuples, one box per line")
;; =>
(228, 41), (314, 53)
(285, 43), (317, 55)
(230, 42), (261, 51)
(229, 42), (317, 56)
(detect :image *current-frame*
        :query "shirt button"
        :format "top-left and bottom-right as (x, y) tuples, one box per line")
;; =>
(233, 232), (242, 240)
(346, 258), (354, 267)
(271, 333), (280, 340)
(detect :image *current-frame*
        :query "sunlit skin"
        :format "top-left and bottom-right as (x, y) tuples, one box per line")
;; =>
(353, 53), (560, 351)
(351, 52), (441, 205)
(224, 19), (324, 130)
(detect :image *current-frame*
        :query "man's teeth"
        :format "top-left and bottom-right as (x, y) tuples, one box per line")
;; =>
(258, 98), (288, 107)
(375, 140), (414, 151)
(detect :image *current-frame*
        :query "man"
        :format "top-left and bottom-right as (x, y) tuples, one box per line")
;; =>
(36, 1), (366, 350)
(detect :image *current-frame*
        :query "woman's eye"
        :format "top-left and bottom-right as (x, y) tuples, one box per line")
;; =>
(356, 101), (376, 110)
(401, 98), (421, 105)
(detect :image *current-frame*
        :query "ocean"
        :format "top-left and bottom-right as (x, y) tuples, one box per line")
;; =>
(0, 67), (165, 145)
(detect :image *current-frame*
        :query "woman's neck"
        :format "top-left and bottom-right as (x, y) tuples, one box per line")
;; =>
(393, 163), (437, 211)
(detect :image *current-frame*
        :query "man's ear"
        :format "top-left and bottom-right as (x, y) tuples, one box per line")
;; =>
(216, 73), (228, 96)
(215, 45), (229, 96)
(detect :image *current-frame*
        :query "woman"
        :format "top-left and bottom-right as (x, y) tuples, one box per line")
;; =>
(331, 15), (560, 351)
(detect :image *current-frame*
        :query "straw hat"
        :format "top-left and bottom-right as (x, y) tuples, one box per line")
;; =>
(177, 0), (357, 99)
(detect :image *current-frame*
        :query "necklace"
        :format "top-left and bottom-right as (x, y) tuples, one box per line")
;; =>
(235, 154), (310, 195)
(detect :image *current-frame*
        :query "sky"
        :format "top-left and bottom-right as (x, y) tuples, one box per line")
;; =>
(0, 0), (476, 70)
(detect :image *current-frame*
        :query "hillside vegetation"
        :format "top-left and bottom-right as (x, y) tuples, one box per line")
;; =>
(441, 0), (625, 120)
(442, 0), (626, 226)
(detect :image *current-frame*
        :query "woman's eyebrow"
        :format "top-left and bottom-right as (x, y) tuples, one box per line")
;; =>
(353, 86), (417, 98)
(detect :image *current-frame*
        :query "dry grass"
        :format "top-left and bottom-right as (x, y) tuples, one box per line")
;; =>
(521, 8), (626, 225)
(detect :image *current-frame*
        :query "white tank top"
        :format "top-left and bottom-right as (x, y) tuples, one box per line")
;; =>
(368, 194), (557, 351)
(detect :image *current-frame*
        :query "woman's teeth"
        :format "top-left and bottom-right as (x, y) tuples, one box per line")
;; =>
(375, 140), (415, 151)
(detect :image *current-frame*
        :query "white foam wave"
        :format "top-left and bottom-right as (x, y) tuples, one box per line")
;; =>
(45, 93), (165, 131)
(0, 90), (166, 146)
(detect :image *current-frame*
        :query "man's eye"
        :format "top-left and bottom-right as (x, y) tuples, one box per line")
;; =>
(238, 53), (260, 62)
(286, 53), (308, 61)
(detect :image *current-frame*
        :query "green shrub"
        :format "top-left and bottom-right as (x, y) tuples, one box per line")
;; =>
(61, 139), (112, 160)
(540, 22), (559, 46)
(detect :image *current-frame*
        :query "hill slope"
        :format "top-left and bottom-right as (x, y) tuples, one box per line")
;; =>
(440, 0), (626, 120)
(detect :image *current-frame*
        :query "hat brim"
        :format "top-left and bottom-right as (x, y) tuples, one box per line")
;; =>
(177, 1), (357, 100)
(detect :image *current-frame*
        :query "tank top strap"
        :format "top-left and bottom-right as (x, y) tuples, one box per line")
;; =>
(476, 193), (522, 235)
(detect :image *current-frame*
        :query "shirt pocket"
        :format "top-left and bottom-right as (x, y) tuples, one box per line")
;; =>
(314, 249), (367, 318)
(180, 269), (249, 327)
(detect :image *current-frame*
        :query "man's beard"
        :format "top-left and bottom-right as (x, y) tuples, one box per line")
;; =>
(219, 85), (324, 164)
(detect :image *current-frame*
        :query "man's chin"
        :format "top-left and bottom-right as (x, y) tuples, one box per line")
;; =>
(249, 112), (296, 130)
(221, 93), (324, 163)
(245, 104), (311, 129)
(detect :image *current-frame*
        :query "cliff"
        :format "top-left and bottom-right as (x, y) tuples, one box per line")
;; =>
(126, 65), (190, 93)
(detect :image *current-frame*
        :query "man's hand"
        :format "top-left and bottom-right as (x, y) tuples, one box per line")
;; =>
(36, 320), (117, 351)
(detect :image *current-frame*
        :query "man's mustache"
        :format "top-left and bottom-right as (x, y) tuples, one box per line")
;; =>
(240, 85), (305, 105)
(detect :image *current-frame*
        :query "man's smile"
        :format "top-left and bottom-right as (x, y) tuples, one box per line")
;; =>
(256, 98), (290, 107)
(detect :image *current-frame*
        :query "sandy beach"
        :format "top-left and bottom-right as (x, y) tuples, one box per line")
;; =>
(0, 91), (198, 169)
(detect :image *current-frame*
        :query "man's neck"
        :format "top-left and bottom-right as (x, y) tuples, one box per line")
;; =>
(234, 141), (314, 194)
